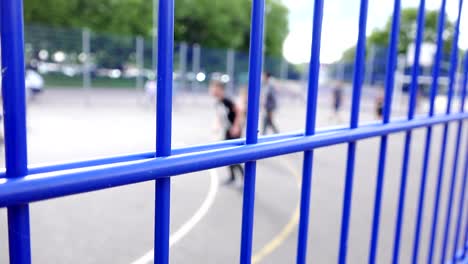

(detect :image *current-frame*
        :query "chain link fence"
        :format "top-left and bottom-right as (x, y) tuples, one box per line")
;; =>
(24, 24), (298, 94)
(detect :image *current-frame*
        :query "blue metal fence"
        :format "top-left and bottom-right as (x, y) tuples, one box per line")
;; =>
(1, 0), (467, 263)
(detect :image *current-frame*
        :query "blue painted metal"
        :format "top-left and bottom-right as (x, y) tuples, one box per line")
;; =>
(428, 0), (463, 262)
(412, 0), (447, 262)
(455, 146), (468, 259)
(0, 129), (343, 178)
(450, 53), (468, 263)
(296, 0), (324, 262)
(462, 148), (468, 259)
(338, 0), (368, 262)
(20, 131), (306, 176)
(368, 0), (401, 262)
(1, 1), (468, 263)
(464, 195), (468, 259)
(440, 49), (466, 262)
(0, 113), (467, 208)
(464, 214), (468, 259)
(240, 0), (264, 262)
(1, 0), (32, 263)
(392, 1), (425, 262)
(154, 0), (174, 262)
(0, 120), (437, 180)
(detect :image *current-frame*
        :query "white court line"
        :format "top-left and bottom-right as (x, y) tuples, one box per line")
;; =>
(131, 169), (219, 264)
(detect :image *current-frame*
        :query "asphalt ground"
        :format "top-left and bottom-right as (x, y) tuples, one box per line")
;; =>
(0, 87), (467, 263)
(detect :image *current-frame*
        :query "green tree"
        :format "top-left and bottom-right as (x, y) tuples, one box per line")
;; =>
(260, 0), (290, 56)
(341, 8), (454, 62)
(174, 0), (250, 50)
(24, 0), (152, 36)
(23, 0), (289, 57)
(174, 0), (288, 56)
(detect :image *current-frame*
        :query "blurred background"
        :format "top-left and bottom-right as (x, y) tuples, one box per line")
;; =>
(4, 0), (466, 110)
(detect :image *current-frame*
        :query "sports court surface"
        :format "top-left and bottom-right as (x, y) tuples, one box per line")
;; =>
(0, 88), (465, 263)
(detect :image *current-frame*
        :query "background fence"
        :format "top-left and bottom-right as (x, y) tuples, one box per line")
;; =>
(327, 45), (467, 96)
(23, 24), (299, 92)
(23, 24), (465, 99)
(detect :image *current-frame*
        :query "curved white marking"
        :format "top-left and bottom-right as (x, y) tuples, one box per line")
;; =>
(131, 169), (219, 264)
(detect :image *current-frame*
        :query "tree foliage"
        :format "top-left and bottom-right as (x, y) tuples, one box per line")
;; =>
(24, 0), (152, 36)
(23, 0), (289, 56)
(341, 8), (454, 62)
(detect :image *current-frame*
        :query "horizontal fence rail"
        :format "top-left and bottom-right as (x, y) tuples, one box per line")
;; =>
(0, 113), (466, 207)
(1, 0), (467, 263)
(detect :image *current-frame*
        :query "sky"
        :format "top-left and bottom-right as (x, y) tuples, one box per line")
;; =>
(281, 0), (468, 64)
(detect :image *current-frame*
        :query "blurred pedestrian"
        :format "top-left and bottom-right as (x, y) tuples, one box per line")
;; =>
(209, 80), (244, 184)
(331, 80), (344, 122)
(25, 66), (44, 102)
(236, 86), (248, 132)
(144, 78), (157, 105)
(375, 88), (384, 120)
(262, 72), (279, 134)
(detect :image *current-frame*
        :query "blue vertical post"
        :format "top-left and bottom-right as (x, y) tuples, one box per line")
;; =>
(461, 148), (468, 258)
(154, 0), (174, 263)
(296, 0), (324, 263)
(460, 198), (468, 259)
(450, 53), (468, 262)
(0, 0), (32, 264)
(392, 1), (425, 263)
(427, 0), (463, 262)
(462, 151), (468, 259)
(412, 0), (447, 262)
(440, 15), (467, 262)
(464, 199), (468, 259)
(368, 0), (401, 262)
(337, 0), (368, 263)
(240, 0), (264, 262)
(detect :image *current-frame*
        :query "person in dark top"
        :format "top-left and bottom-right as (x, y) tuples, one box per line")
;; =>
(331, 80), (344, 121)
(209, 80), (244, 184)
(375, 87), (384, 120)
(262, 72), (279, 134)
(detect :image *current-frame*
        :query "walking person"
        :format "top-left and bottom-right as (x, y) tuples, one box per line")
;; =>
(209, 80), (244, 184)
(236, 86), (248, 131)
(375, 87), (384, 120)
(331, 80), (344, 122)
(262, 72), (279, 134)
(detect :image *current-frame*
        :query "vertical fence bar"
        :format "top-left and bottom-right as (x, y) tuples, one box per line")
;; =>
(136, 36), (144, 91)
(392, 1), (425, 262)
(295, 0), (324, 263)
(179, 42), (187, 91)
(412, 0), (447, 262)
(0, 0), (32, 263)
(393, 55), (406, 113)
(82, 28), (91, 102)
(239, 0), (264, 262)
(427, 0), (463, 262)
(227, 49), (235, 94)
(280, 58), (288, 80)
(338, 0), (368, 263)
(335, 62), (344, 81)
(366, 46), (376, 85)
(191, 43), (200, 91)
(154, 0), (174, 263)
(368, 1), (401, 262)
(338, 62), (345, 82)
(152, 0), (158, 72)
(450, 53), (468, 262)
(440, 2), (465, 260)
(462, 146), (468, 260)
